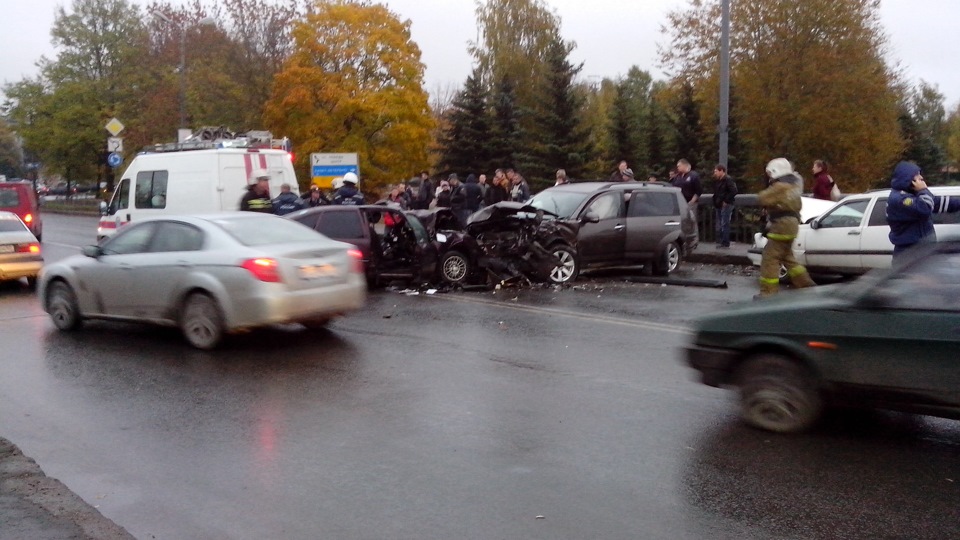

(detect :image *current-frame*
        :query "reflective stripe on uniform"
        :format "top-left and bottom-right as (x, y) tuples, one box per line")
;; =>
(760, 277), (780, 285)
(766, 233), (796, 242)
(787, 265), (809, 277)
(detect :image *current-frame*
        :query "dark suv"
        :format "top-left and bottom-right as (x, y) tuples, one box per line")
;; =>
(0, 181), (42, 241)
(528, 182), (697, 276)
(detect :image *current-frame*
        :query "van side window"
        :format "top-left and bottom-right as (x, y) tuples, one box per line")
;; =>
(135, 171), (169, 209)
(316, 210), (364, 239)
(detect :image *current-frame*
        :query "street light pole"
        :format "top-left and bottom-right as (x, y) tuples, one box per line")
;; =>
(151, 11), (215, 133)
(719, 0), (731, 169)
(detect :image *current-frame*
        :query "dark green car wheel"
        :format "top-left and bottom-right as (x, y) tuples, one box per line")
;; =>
(736, 353), (823, 433)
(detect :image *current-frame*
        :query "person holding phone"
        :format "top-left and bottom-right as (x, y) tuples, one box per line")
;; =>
(886, 161), (960, 263)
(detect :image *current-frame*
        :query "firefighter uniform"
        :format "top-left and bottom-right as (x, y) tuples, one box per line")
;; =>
(758, 159), (816, 297)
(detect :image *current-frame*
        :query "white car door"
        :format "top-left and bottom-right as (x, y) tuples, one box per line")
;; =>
(859, 196), (894, 270)
(801, 199), (870, 273)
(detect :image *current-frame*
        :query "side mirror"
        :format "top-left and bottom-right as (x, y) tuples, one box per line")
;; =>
(98, 201), (108, 216)
(82, 245), (102, 258)
(582, 211), (600, 224)
(809, 219), (819, 230)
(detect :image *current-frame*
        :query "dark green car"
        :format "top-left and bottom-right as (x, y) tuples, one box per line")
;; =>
(685, 239), (960, 433)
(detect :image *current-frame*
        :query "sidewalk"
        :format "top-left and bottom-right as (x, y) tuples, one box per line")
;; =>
(686, 240), (753, 267)
(0, 438), (133, 539)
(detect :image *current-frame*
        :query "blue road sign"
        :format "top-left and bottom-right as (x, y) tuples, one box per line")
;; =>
(107, 152), (123, 168)
(311, 165), (357, 178)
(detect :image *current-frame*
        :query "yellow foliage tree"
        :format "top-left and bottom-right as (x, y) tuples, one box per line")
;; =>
(660, 0), (904, 192)
(264, 0), (434, 194)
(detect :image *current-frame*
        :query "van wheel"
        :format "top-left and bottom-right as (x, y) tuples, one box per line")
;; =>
(440, 251), (471, 284)
(653, 242), (682, 276)
(180, 293), (224, 350)
(47, 281), (82, 331)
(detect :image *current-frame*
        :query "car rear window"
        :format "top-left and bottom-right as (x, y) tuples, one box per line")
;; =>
(317, 210), (365, 239)
(0, 188), (20, 209)
(213, 215), (326, 246)
(0, 215), (27, 233)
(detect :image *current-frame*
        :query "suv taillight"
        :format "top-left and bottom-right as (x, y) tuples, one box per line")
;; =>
(241, 258), (281, 282)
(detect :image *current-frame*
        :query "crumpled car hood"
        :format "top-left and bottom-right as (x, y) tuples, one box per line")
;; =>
(466, 202), (559, 228)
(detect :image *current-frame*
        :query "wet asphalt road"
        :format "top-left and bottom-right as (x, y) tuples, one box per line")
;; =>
(1, 215), (959, 539)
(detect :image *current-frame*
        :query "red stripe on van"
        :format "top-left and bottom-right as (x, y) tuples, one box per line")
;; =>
(259, 154), (267, 170)
(243, 154), (253, 181)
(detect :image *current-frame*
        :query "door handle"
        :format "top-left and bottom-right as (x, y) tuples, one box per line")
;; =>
(664, 221), (680, 226)
(614, 224), (625, 231)
(847, 230), (861, 235)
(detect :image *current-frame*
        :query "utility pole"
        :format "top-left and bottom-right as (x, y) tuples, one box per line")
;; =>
(719, 0), (731, 169)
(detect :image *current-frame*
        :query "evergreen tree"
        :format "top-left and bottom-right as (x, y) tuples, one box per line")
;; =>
(437, 68), (493, 176)
(488, 76), (525, 173)
(532, 32), (590, 184)
(672, 82), (709, 172)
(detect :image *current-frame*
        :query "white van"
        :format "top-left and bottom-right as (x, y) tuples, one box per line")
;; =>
(97, 147), (296, 241)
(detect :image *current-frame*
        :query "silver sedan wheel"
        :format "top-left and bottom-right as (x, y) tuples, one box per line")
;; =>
(180, 293), (224, 350)
(48, 281), (82, 331)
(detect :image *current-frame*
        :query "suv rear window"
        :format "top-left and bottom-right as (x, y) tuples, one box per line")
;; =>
(628, 192), (679, 217)
(317, 210), (365, 239)
(0, 188), (20, 209)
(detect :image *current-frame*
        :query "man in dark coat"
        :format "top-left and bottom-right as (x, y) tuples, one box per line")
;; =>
(332, 172), (365, 205)
(463, 174), (484, 214)
(272, 183), (304, 215)
(712, 164), (737, 248)
(887, 161), (960, 262)
(240, 170), (273, 212)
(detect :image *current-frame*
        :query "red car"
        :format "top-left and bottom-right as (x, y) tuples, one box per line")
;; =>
(0, 181), (42, 241)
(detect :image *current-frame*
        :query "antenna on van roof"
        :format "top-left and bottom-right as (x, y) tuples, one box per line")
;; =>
(144, 126), (291, 153)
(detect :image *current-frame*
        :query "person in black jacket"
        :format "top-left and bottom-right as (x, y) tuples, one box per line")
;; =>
(484, 169), (510, 206)
(712, 164), (738, 248)
(240, 170), (273, 212)
(463, 173), (484, 216)
(301, 185), (330, 207)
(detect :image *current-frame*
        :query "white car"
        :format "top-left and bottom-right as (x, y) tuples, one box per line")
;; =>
(39, 213), (366, 349)
(748, 188), (960, 277)
(0, 211), (42, 287)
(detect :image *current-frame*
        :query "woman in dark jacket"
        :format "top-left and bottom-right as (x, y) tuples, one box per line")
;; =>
(811, 160), (834, 200)
(484, 172), (510, 206)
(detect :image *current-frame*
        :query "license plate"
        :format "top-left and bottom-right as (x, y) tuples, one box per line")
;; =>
(299, 263), (338, 280)
(0, 245), (13, 253)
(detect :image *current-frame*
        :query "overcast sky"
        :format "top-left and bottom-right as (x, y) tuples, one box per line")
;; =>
(2, 0), (959, 110)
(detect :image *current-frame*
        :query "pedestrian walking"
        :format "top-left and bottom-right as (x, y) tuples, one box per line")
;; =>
(757, 158), (816, 297)
(887, 161), (960, 263)
(712, 164), (737, 248)
(672, 159), (703, 240)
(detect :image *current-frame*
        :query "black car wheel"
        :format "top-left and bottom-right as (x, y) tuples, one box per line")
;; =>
(736, 353), (823, 433)
(47, 281), (82, 331)
(547, 245), (579, 284)
(180, 293), (224, 350)
(440, 251), (471, 284)
(301, 317), (331, 330)
(653, 241), (682, 276)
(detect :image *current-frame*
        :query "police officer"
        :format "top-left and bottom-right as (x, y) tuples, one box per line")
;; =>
(332, 172), (365, 205)
(757, 158), (815, 297)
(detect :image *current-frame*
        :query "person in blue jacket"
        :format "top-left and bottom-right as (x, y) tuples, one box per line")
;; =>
(886, 161), (960, 262)
(332, 172), (365, 205)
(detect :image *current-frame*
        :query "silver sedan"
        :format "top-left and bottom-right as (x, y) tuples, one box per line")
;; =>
(38, 213), (366, 349)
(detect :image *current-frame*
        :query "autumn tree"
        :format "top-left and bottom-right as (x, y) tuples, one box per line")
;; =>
(946, 103), (960, 182)
(0, 120), (24, 178)
(899, 81), (947, 182)
(265, 0), (434, 193)
(660, 0), (903, 191)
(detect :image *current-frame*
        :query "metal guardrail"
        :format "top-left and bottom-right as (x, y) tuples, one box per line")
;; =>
(697, 194), (763, 244)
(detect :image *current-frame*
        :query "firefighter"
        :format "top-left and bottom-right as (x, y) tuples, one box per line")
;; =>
(757, 158), (816, 297)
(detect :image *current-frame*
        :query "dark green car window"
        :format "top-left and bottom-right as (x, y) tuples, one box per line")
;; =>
(877, 253), (960, 312)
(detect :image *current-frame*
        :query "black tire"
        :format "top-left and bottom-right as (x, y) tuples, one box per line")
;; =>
(736, 353), (823, 433)
(301, 317), (331, 330)
(180, 293), (224, 350)
(547, 245), (579, 284)
(653, 241), (682, 276)
(47, 281), (82, 331)
(439, 250), (471, 284)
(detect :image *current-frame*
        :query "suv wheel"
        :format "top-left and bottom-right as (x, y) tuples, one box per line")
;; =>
(547, 245), (579, 284)
(736, 353), (822, 433)
(653, 242), (682, 276)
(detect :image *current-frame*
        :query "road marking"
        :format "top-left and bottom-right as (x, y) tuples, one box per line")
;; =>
(429, 293), (691, 335)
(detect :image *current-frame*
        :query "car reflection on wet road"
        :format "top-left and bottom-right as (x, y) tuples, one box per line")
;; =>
(0, 214), (958, 539)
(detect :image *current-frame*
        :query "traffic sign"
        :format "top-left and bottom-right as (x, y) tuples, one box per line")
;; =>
(311, 153), (359, 189)
(105, 118), (124, 136)
(107, 137), (123, 152)
(107, 152), (123, 167)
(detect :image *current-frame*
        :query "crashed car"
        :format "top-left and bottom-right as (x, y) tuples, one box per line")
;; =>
(436, 202), (581, 285)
